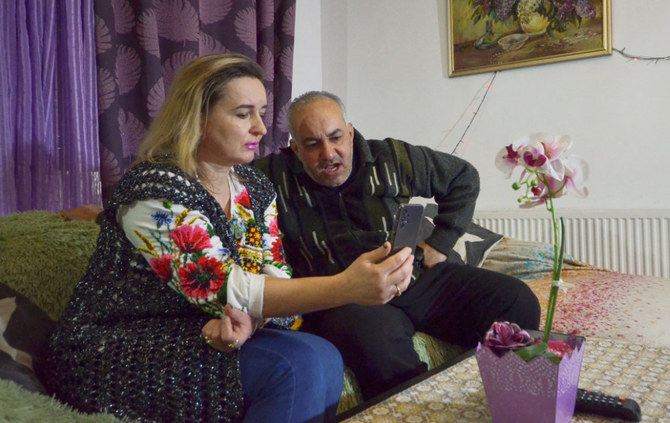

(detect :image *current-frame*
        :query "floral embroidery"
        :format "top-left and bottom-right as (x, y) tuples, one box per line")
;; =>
(271, 238), (285, 263)
(234, 189), (252, 222)
(241, 256), (262, 273)
(269, 217), (279, 237)
(234, 190), (252, 208)
(150, 254), (174, 281)
(169, 225), (213, 253)
(178, 256), (226, 300)
(247, 226), (263, 246)
(135, 187), (291, 317)
(151, 210), (172, 226)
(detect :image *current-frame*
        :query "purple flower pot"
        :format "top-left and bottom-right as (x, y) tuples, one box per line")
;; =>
(476, 335), (585, 423)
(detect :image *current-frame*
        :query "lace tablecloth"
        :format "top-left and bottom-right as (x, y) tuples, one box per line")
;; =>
(342, 338), (670, 422)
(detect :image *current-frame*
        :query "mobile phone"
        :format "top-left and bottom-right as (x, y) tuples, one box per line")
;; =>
(389, 204), (424, 254)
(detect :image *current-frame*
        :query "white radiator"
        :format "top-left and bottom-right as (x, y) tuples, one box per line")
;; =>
(474, 210), (670, 279)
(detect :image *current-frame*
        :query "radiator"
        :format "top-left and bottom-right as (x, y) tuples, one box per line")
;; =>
(474, 210), (670, 279)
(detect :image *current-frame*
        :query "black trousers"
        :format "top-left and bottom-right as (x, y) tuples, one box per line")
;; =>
(300, 262), (541, 400)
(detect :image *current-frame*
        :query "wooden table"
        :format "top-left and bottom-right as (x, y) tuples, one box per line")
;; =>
(340, 338), (670, 422)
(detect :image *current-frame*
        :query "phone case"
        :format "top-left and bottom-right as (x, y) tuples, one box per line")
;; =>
(390, 204), (424, 254)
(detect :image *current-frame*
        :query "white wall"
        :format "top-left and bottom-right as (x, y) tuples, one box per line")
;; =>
(293, 0), (670, 213)
(291, 0), (322, 98)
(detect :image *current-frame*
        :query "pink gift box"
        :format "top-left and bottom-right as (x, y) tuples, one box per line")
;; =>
(476, 334), (585, 423)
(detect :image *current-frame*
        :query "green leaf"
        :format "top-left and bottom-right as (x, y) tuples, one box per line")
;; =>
(216, 289), (227, 305)
(514, 342), (561, 364)
(543, 351), (561, 364)
(515, 343), (547, 362)
(207, 224), (216, 237)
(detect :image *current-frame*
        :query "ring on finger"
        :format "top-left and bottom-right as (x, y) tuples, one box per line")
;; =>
(203, 335), (213, 345)
(227, 339), (240, 350)
(394, 284), (402, 297)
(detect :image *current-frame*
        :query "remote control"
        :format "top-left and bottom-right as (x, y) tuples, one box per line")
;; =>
(575, 388), (641, 421)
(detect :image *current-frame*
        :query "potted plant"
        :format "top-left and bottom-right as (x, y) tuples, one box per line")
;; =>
(476, 133), (589, 423)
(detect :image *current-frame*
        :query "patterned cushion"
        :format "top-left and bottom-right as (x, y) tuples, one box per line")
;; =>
(480, 237), (585, 280)
(0, 283), (55, 394)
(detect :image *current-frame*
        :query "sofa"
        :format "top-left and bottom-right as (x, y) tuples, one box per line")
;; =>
(2, 208), (669, 422)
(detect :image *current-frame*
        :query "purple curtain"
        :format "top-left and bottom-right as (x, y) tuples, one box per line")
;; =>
(94, 0), (296, 202)
(0, 0), (295, 215)
(0, 0), (100, 216)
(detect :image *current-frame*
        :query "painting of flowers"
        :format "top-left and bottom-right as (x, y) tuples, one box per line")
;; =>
(448, 0), (611, 77)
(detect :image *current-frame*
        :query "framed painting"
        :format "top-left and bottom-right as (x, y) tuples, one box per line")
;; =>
(448, 0), (611, 77)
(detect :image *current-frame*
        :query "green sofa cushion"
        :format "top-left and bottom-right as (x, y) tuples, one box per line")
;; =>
(0, 211), (99, 321)
(0, 379), (130, 423)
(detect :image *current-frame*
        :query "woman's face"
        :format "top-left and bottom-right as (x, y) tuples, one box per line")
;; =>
(198, 77), (267, 167)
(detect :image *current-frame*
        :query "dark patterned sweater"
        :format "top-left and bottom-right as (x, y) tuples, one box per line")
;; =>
(254, 130), (480, 279)
(42, 161), (282, 422)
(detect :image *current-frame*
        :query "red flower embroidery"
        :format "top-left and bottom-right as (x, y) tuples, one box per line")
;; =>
(177, 256), (226, 300)
(150, 254), (174, 281)
(271, 238), (286, 263)
(169, 225), (212, 253)
(234, 189), (252, 208)
(269, 217), (279, 237)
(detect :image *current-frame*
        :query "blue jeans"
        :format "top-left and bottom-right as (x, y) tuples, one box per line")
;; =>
(239, 328), (343, 423)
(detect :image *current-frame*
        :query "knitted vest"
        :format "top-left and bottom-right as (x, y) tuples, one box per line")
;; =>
(46, 161), (276, 422)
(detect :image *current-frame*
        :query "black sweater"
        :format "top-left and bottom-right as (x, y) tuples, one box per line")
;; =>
(253, 130), (479, 279)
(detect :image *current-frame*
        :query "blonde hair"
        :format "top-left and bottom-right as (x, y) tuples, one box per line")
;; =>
(135, 53), (265, 179)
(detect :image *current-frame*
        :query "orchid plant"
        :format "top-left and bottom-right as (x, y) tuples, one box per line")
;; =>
(488, 133), (589, 361)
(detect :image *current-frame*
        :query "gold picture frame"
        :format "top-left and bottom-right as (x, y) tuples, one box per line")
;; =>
(448, 0), (611, 77)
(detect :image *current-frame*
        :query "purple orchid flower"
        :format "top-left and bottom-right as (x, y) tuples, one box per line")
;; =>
(483, 321), (535, 357)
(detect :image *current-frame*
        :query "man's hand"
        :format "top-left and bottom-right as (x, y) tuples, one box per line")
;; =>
(202, 304), (255, 353)
(417, 241), (447, 269)
(340, 242), (414, 305)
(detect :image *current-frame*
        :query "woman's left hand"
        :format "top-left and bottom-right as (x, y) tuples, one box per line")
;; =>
(202, 304), (255, 353)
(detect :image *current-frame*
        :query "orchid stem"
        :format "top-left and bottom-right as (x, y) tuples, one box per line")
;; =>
(543, 215), (565, 344)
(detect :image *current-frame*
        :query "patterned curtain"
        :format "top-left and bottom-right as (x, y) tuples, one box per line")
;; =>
(94, 0), (296, 202)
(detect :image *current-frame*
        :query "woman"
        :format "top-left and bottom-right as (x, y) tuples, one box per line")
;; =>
(43, 54), (414, 423)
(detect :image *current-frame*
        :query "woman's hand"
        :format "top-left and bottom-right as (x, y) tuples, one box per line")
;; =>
(340, 242), (414, 305)
(202, 304), (255, 353)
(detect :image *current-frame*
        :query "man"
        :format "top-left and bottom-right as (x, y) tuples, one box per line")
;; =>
(253, 91), (540, 399)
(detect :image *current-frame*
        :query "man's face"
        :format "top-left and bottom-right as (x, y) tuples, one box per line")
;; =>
(289, 98), (354, 187)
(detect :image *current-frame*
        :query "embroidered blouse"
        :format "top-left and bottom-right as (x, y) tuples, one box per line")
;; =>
(119, 169), (292, 319)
